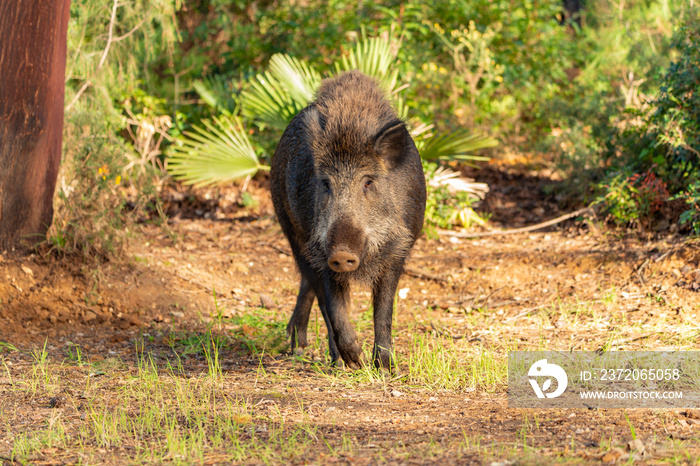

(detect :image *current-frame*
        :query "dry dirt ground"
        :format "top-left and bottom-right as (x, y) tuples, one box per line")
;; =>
(1, 163), (700, 465)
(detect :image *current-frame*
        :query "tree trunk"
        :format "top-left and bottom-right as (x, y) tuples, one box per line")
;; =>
(0, 0), (71, 251)
(562, 0), (583, 28)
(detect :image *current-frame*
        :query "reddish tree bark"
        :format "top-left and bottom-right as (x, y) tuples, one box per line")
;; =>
(0, 0), (71, 250)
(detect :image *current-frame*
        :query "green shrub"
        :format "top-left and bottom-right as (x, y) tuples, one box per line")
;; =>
(50, 0), (179, 259)
(648, 19), (700, 181)
(49, 110), (130, 258)
(395, 0), (576, 139)
(595, 168), (671, 227)
(673, 177), (700, 235)
(593, 14), (699, 231)
(423, 161), (487, 236)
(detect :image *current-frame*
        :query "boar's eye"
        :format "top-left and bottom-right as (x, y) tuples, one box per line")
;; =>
(363, 177), (375, 193)
(321, 179), (331, 193)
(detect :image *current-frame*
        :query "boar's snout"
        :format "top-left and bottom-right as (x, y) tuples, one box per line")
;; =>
(326, 217), (365, 273)
(328, 250), (359, 272)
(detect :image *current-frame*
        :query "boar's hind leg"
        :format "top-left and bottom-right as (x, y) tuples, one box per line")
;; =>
(318, 274), (364, 369)
(287, 275), (315, 354)
(372, 268), (402, 371)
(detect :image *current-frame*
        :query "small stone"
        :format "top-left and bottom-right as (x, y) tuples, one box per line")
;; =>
(21, 265), (33, 276)
(83, 310), (97, 323)
(259, 294), (276, 309)
(391, 389), (404, 397)
(654, 219), (670, 231)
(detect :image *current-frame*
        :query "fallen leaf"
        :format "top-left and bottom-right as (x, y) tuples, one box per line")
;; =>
(627, 438), (645, 455)
(602, 447), (625, 463)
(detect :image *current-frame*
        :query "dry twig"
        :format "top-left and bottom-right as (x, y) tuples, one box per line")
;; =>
(439, 207), (593, 238)
(430, 322), (464, 340)
(405, 266), (448, 283)
(66, 0), (119, 111)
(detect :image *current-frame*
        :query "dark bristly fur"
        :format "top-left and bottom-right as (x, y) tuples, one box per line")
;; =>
(270, 71), (426, 370)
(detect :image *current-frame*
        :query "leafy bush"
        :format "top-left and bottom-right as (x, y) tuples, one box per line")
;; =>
(423, 161), (487, 237)
(673, 176), (700, 235)
(593, 14), (699, 231)
(51, 0), (180, 258)
(543, 0), (694, 198)
(387, 0), (577, 140)
(648, 20), (700, 181)
(49, 111), (130, 258)
(595, 168), (670, 227)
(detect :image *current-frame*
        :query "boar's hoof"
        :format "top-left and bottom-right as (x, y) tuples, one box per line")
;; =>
(328, 251), (359, 273)
(372, 347), (396, 373)
(337, 344), (365, 370)
(331, 358), (345, 369)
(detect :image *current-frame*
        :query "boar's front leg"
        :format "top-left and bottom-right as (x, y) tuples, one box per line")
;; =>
(287, 272), (343, 365)
(287, 275), (315, 354)
(372, 268), (401, 371)
(319, 273), (363, 369)
(312, 283), (341, 365)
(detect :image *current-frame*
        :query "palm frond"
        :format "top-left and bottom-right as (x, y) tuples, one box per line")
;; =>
(168, 116), (267, 187)
(428, 166), (490, 199)
(267, 54), (321, 107)
(419, 130), (498, 161)
(241, 54), (320, 130)
(393, 94), (409, 121)
(241, 71), (301, 130)
(192, 75), (236, 115)
(336, 30), (401, 94)
(409, 122), (434, 139)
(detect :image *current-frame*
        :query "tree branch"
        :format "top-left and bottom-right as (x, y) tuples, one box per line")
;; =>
(97, 0), (119, 69)
(65, 0), (119, 111)
(438, 207), (594, 238)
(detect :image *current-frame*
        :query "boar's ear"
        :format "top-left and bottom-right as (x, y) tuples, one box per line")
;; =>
(374, 121), (408, 169)
(303, 105), (324, 139)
